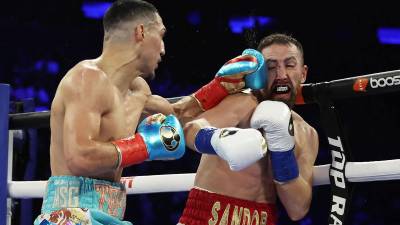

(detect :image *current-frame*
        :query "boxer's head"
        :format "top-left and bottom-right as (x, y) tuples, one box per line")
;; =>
(103, 0), (166, 79)
(257, 33), (308, 108)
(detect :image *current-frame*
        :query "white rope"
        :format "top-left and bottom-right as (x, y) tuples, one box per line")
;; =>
(8, 159), (400, 199)
(346, 159), (400, 182)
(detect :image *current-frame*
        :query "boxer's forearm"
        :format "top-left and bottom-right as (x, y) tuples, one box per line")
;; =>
(275, 175), (312, 221)
(275, 155), (314, 221)
(172, 96), (203, 124)
(183, 119), (209, 151)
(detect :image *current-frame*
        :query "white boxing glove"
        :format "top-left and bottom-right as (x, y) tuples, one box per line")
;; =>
(194, 127), (267, 171)
(250, 100), (299, 183)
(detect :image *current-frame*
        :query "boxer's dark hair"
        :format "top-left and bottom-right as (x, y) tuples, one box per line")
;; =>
(103, 0), (158, 33)
(257, 33), (304, 63)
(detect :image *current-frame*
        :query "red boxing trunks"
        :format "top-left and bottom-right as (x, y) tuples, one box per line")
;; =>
(179, 187), (277, 225)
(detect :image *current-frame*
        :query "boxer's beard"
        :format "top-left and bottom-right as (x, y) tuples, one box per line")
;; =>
(271, 90), (296, 108)
(268, 81), (296, 108)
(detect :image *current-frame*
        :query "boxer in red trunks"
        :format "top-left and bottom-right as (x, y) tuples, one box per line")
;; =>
(180, 33), (319, 225)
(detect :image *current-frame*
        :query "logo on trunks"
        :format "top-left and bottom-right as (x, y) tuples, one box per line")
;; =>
(160, 126), (180, 151)
(95, 184), (126, 217)
(44, 208), (90, 225)
(209, 201), (268, 225)
(53, 186), (80, 208)
(370, 75), (400, 88)
(219, 129), (238, 138)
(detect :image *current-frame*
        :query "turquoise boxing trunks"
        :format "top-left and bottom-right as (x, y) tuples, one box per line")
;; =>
(34, 176), (132, 225)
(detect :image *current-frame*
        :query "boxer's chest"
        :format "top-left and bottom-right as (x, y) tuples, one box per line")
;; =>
(99, 90), (148, 141)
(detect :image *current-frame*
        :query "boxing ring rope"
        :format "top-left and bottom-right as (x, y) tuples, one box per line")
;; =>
(2, 69), (400, 224)
(7, 159), (400, 198)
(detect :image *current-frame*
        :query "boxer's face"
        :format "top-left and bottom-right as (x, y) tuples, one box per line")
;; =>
(261, 43), (308, 107)
(139, 13), (166, 80)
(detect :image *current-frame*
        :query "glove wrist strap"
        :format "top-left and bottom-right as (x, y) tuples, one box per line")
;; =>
(270, 147), (299, 183)
(193, 78), (229, 110)
(112, 133), (149, 168)
(194, 127), (218, 154)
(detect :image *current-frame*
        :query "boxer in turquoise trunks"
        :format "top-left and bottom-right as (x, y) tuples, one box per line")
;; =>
(33, 0), (267, 223)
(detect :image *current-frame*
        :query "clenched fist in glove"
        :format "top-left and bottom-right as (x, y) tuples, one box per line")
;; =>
(193, 127), (267, 171)
(112, 113), (185, 168)
(250, 101), (298, 183)
(193, 49), (267, 110)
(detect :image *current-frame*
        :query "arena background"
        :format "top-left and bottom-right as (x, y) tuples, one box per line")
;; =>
(1, 1), (400, 224)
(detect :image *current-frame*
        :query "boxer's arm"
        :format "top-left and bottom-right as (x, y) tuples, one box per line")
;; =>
(129, 78), (175, 121)
(143, 94), (202, 125)
(184, 93), (258, 150)
(131, 74), (202, 124)
(275, 115), (318, 220)
(62, 69), (119, 176)
(143, 49), (266, 123)
(172, 96), (204, 124)
(143, 94), (175, 116)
